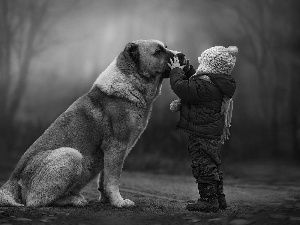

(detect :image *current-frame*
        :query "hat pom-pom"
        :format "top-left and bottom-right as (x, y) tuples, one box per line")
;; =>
(197, 56), (202, 63)
(228, 46), (238, 56)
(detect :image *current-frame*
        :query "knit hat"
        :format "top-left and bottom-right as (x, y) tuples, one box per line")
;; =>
(196, 46), (238, 75)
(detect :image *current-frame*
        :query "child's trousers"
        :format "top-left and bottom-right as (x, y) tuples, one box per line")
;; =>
(188, 134), (222, 183)
(187, 134), (227, 210)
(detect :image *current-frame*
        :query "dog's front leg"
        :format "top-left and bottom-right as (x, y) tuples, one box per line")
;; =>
(97, 171), (109, 203)
(103, 140), (134, 208)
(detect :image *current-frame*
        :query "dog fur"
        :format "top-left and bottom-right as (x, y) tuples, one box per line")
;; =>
(0, 40), (177, 208)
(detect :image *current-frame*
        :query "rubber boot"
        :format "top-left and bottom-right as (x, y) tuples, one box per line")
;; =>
(217, 173), (227, 209)
(186, 182), (219, 212)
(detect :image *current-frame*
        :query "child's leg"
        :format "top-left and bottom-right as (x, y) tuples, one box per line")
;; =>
(217, 171), (227, 209)
(203, 139), (227, 209)
(186, 135), (222, 212)
(188, 135), (221, 183)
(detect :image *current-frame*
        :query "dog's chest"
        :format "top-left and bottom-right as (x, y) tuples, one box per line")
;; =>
(127, 108), (148, 130)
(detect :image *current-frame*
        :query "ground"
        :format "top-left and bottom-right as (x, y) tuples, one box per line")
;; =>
(0, 161), (300, 225)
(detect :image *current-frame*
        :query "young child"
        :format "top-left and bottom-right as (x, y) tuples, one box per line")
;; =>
(168, 46), (238, 212)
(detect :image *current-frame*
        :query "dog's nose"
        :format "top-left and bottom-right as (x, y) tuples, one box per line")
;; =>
(176, 52), (186, 65)
(176, 52), (185, 60)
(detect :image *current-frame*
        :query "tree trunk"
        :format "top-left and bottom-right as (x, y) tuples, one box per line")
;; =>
(0, 0), (11, 118)
(7, 50), (32, 123)
(290, 67), (300, 160)
(0, 0), (13, 152)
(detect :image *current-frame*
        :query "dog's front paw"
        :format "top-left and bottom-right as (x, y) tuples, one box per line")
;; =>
(112, 198), (135, 208)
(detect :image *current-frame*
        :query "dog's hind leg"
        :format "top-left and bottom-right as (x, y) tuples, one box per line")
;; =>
(0, 180), (24, 207)
(52, 193), (88, 207)
(25, 147), (83, 207)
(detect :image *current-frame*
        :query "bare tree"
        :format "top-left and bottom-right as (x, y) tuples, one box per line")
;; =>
(287, 1), (300, 158)
(0, 0), (79, 152)
(206, 0), (299, 157)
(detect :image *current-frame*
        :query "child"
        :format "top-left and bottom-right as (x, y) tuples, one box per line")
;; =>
(168, 46), (238, 212)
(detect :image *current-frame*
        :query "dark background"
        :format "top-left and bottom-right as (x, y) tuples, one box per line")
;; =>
(0, 0), (300, 174)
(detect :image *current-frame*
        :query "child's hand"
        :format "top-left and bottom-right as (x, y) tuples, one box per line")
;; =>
(168, 57), (185, 70)
(182, 59), (190, 73)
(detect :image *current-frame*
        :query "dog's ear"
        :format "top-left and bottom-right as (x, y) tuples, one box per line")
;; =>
(116, 42), (140, 75)
(123, 42), (140, 65)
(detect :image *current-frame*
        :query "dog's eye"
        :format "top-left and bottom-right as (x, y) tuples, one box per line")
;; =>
(154, 46), (165, 55)
(154, 49), (161, 54)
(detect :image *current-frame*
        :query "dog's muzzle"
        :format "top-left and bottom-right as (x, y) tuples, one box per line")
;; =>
(163, 50), (187, 78)
(170, 50), (186, 65)
(176, 52), (186, 66)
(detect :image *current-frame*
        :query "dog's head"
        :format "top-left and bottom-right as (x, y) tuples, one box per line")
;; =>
(117, 39), (182, 80)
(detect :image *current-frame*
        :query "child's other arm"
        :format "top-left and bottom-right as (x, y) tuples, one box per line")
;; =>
(183, 59), (196, 80)
(170, 68), (219, 103)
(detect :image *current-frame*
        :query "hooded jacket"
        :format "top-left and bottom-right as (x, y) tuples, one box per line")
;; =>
(170, 67), (236, 139)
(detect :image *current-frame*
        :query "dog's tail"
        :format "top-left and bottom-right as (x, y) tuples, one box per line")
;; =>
(0, 179), (24, 207)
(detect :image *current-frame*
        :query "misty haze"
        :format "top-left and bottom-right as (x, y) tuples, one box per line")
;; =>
(0, 0), (300, 224)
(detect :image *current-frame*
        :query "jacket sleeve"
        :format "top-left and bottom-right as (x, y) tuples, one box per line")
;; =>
(170, 68), (221, 103)
(184, 65), (196, 80)
(169, 68), (201, 102)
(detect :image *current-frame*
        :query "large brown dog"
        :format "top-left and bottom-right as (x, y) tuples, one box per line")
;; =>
(0, 40), (179, 208)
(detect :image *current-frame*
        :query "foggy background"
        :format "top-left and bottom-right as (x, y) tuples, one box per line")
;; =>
(0, 0), (299, 174)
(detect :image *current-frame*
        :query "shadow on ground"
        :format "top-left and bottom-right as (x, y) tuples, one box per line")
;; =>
(1, 161), (300, 225)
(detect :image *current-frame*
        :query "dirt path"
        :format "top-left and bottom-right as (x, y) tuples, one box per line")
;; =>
(1, 165), (300, 225)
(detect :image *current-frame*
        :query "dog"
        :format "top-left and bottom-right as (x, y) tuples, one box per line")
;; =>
(0, 39), (182, 208)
